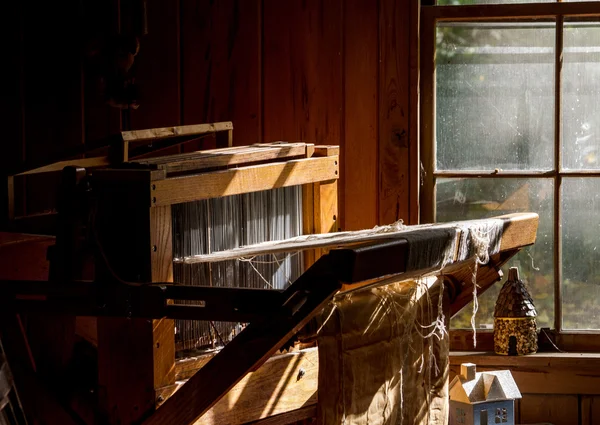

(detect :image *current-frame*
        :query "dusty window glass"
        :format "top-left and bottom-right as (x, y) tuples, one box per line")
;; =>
(562, 178), (600, 330)
(562, 22), (600, 170)
(436, 178), (554, 329)
(436, 23), (555, 171)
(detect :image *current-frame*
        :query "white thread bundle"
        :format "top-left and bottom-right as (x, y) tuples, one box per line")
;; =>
(172, 186), (303, 352)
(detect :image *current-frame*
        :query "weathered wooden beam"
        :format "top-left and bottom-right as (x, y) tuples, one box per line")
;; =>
(135, 144), (309, 176)
(158, 348), (318, 425)
(151, 156), (339, 206)
(122, 122), (234, 143)
(141, 258), (341, 425)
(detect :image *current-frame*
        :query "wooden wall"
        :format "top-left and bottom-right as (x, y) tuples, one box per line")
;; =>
(0, 0), (419, 232)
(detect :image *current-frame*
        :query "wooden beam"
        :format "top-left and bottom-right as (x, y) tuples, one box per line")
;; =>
(159, 349), (318, 425)
(141, 259), (341, 425)
(136, 144), (310, 176)
(122, 122), (234, 143)
(243, 406), (317, 425)
(151, 156), (339, 206)
(95, 172), (175, 425)
(11, 157), (111, 177)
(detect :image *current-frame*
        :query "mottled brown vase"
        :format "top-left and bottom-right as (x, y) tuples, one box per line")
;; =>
(493, 267), (538, 355)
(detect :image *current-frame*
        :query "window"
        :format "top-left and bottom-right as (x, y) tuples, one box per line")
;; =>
(495, 407), (508, 423)
(456, 407), (466, 423)
(421, 2), (600, 334)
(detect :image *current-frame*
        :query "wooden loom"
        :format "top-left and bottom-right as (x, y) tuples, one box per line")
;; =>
(0, 123), (539, 425)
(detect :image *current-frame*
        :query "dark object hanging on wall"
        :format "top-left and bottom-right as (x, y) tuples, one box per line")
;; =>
(493, 267), (538, 355)
(85, 0), (147, 110)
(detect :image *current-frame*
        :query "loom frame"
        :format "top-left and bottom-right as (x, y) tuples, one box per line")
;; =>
(84, 133), (339, 424)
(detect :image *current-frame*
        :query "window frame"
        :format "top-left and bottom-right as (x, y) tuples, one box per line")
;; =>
(420, 1), (600, 350)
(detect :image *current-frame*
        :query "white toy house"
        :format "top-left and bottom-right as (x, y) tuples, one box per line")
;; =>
(449, 363), (522, 425)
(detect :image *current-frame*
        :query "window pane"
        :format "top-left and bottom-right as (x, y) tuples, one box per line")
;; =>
(562, 22), (600, 170)
(562, 178), (600, 329)
(436, 23), (555, 171)
(436, 178), (554, 329)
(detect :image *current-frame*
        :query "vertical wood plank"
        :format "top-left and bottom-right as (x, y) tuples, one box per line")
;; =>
(22, 0), (85, 215)
(82, 0), (122, 147)
(0, 1), (24, 226)
(263, 0), (343, 148)
(96, 175), (174, 425)
(181, 0), (260, 147)
(128, 0), (180, 130)
(519, 394), (578, 425)
(581, 396), (600, 425)
(150, 205), (175, 390)
(343, 0), (378, 231)
(302, 183), (316, 269)
(409, 0), (421, 225)
(379, 0), (411, 226)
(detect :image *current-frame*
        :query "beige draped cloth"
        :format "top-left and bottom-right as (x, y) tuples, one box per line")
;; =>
(317, 277), (449, 425)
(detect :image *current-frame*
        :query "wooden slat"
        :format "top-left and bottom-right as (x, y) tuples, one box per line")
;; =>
(262, 0), (342, 147)
(181, 0), (260, 147)
(379, 0), (411, 226)
(13, 157), (110, 177)
(343, 0), (378, 231)
(302, 183), (317, 270)
(312, 181), (339, 260)
(409, 0), (420, 225)
(142, 144), (309, 176)
(243, 406), (317, 425)
(151, 156), (339, 206)
(123, 122), (234, 143)
(150, 206), (175, 390)
(419, 13), (436, 224)
(519, 394), (578, 425)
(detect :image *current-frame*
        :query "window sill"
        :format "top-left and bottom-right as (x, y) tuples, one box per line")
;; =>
(450, 350), (600, 368)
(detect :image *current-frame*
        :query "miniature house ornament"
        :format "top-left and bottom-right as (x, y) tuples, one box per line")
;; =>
(450, 363), (522, 425)
(493, 267), (538, 355)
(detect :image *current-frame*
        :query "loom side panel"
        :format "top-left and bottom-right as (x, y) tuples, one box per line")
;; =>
(94, 172), (175, 424)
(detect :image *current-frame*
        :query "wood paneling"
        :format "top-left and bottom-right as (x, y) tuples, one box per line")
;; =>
(181, 0), (260, 147)
(128, 0), (181, 131)
(82, 0), (121, 145)
(581, 396), (600, 425)
(262, 0), (343, 147)
(379, 0), (411, 226)
(343, 0), (379, 231)
(519, 394), (578, 425)
(0, 2), (24, 224)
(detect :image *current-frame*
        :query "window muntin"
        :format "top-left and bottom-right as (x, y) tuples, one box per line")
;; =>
(437, 178), (554, 329)
(427, 4), (600, 331)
